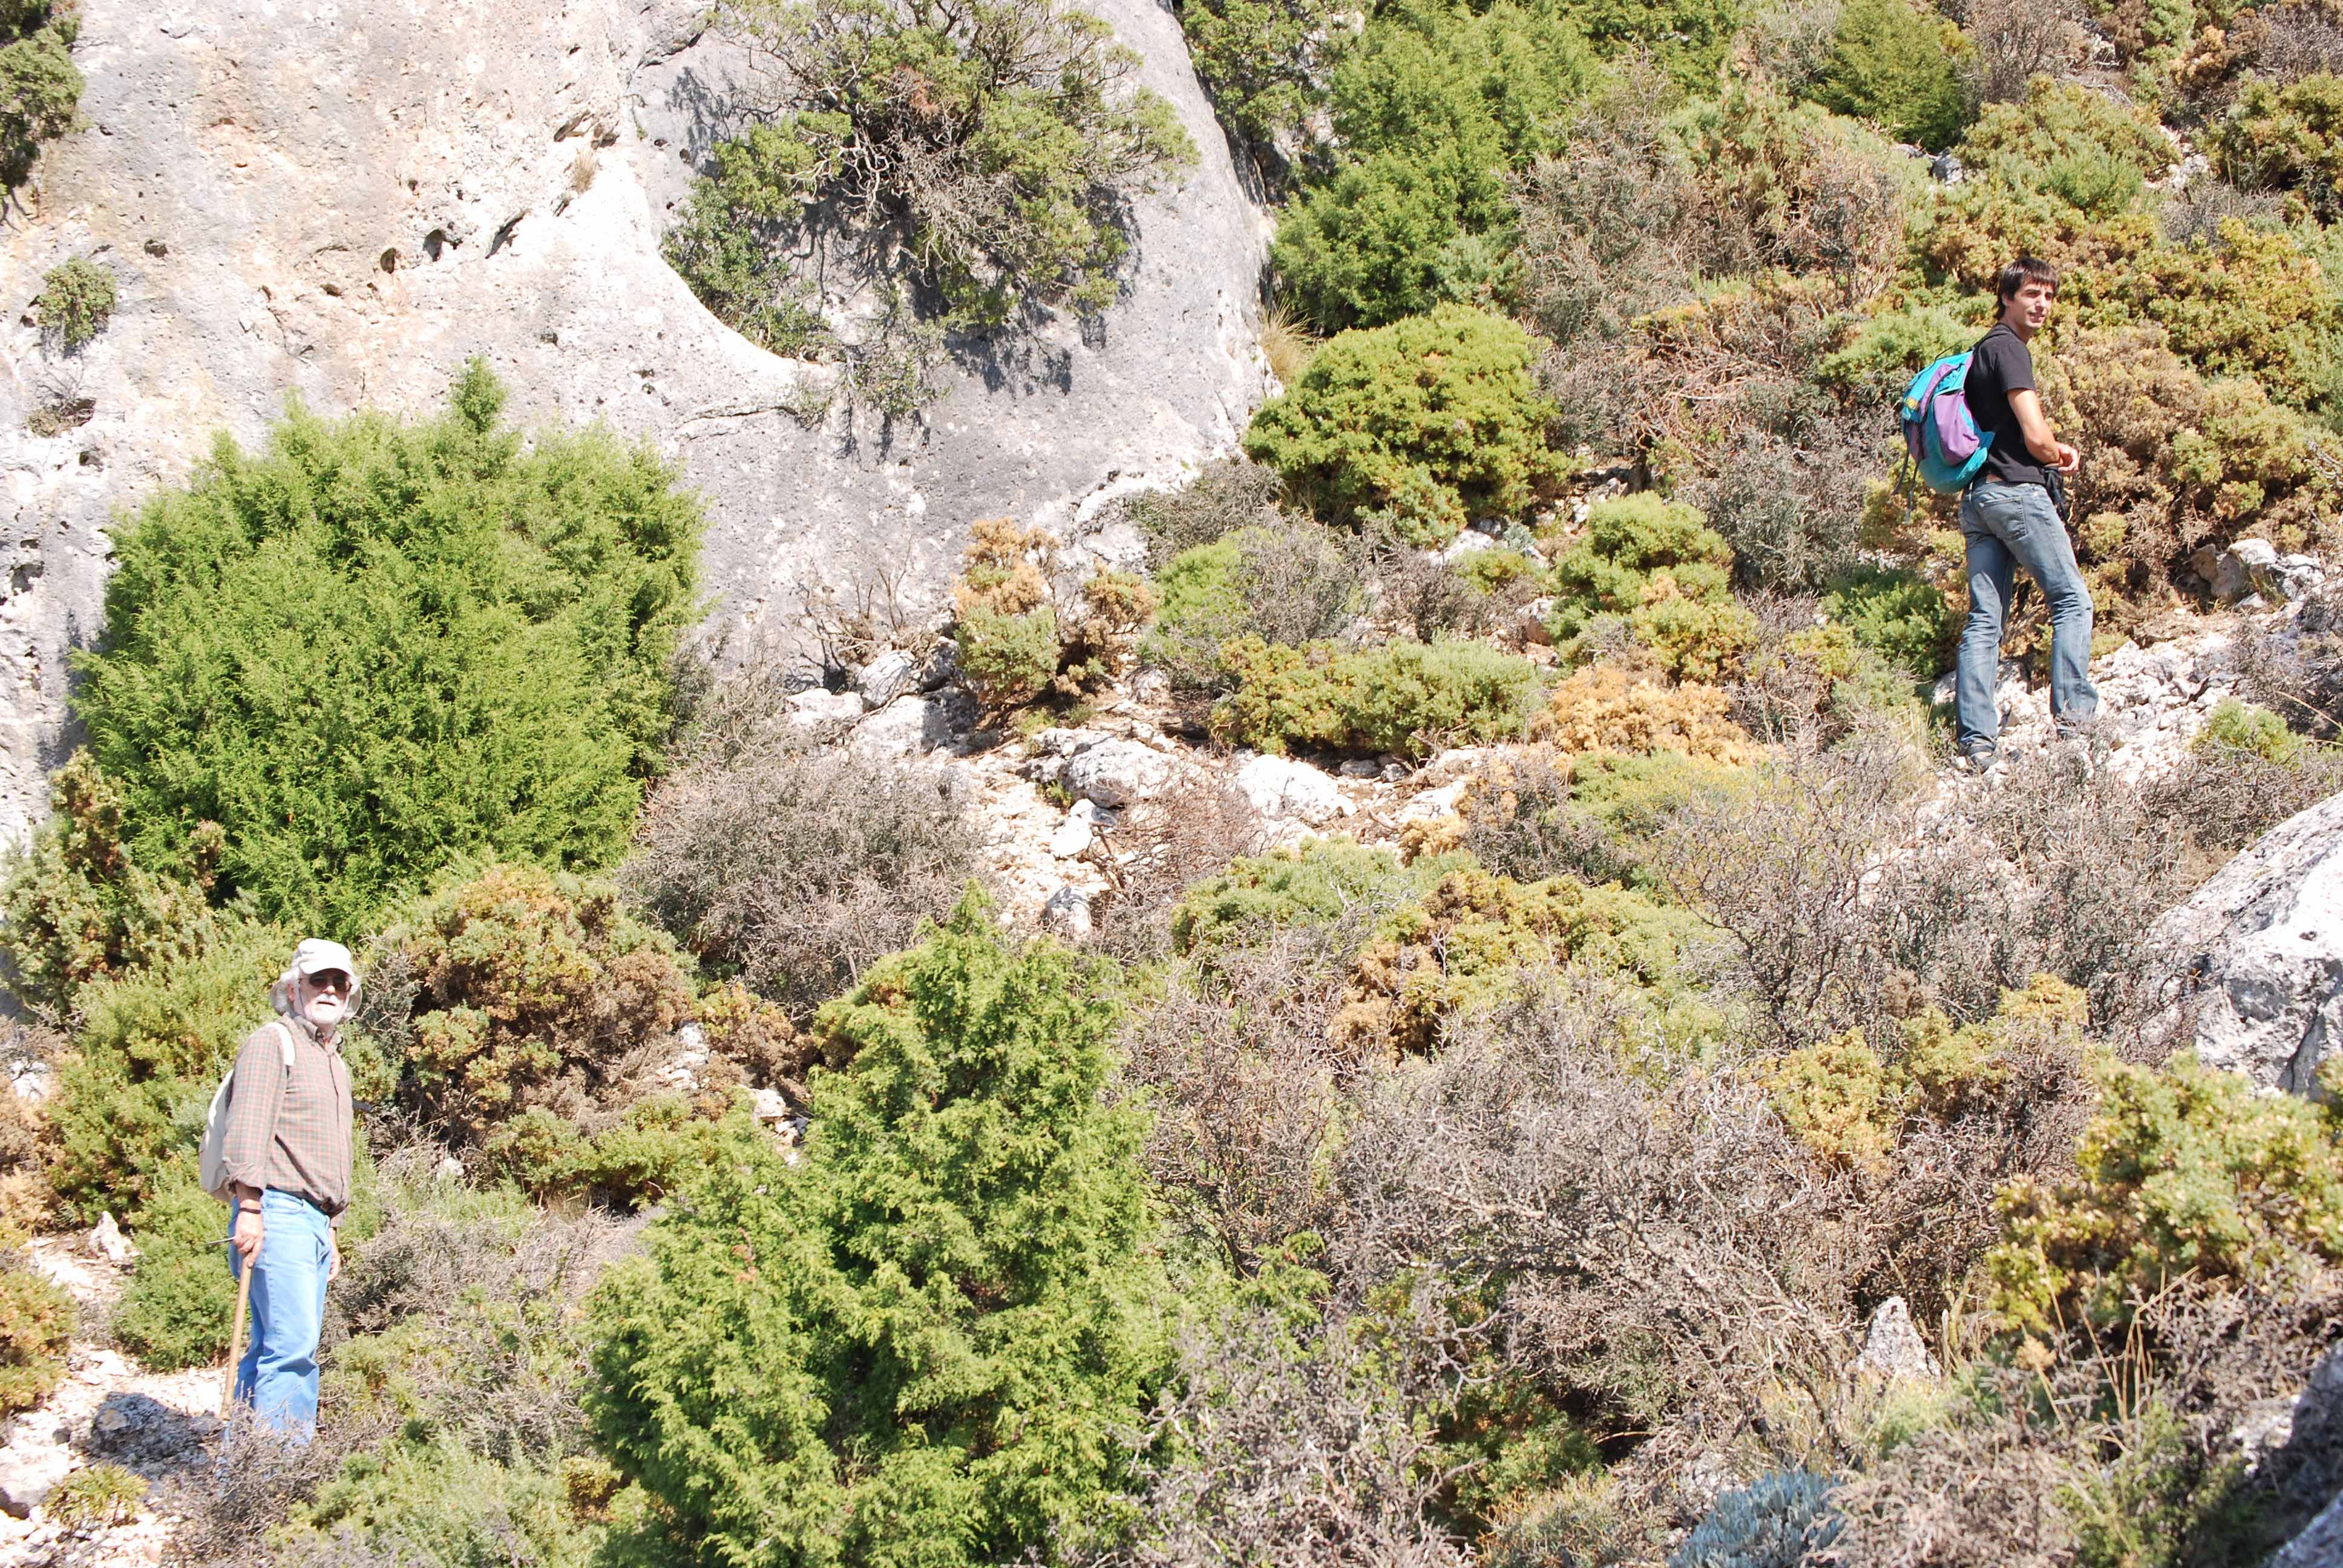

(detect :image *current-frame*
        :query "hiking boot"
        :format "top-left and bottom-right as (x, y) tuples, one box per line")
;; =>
(1959, 741), (1998, 773)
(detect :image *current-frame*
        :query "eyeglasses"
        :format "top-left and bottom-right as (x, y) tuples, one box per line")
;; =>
(306, 970), (352, 994)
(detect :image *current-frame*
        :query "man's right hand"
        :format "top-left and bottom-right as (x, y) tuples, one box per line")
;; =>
(232, 1206), (264, 1264)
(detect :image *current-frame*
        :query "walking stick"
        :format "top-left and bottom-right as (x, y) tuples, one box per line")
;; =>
(223, 1247), (254, 1417)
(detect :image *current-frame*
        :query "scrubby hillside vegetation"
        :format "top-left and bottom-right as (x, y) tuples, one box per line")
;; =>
(4, 0), (2343, 1563)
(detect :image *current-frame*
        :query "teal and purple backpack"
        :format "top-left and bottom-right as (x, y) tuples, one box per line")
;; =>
(1899, 351), (1991, 494)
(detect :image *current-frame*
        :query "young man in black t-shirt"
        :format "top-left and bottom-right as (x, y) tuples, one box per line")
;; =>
(1954, 256), (2099, 769)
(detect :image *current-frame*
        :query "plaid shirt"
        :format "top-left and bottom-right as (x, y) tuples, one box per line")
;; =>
(220, 1014), (354, 1226)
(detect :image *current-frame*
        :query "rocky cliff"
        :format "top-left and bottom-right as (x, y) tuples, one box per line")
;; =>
(0, 0), (1271, 841)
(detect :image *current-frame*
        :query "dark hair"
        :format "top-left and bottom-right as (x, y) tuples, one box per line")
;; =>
(1997, 256), (2059, 301)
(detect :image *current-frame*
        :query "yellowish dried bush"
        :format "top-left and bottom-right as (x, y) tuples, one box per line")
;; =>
(1529, 664), (1754, 763)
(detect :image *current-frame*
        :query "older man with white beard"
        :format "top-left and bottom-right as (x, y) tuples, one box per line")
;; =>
(220, 938), (359, 1442)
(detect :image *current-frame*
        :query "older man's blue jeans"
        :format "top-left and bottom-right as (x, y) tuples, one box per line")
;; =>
(1956, 480), (2099, 751)
(226, 1188), (332, 1443)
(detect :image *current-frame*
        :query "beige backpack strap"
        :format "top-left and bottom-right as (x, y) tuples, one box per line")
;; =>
(272, 1019), (298, 1071)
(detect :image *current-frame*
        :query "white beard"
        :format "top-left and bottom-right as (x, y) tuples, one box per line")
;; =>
(304, 996), (346, 1028)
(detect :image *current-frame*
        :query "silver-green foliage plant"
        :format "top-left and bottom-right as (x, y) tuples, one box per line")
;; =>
(1671, 1470), (1842, 1568)
(588, 893), (1169, 1567)
(666, 0), (1195, 341)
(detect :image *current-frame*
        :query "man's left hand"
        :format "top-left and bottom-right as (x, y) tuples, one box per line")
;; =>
(327, 1229), (341, 1282)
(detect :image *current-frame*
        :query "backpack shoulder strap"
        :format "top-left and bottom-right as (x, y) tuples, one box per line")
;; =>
(271, 1019), (298, 1071)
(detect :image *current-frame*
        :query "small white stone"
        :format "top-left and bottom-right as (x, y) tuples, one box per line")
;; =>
(87, 1212), (134, 1266)
(1041, 885), (1093, 938)
(854, 648), (920, 708)
(1049, 817), (1094, 858)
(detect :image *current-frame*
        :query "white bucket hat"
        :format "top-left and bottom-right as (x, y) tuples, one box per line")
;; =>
(272, 938), (359, 1013)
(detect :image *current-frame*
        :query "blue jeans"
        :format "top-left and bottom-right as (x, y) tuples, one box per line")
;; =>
(226, 1189), (332, 1442)
(1956, 481), (2099, 751)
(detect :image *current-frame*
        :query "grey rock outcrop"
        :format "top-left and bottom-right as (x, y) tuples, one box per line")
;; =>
(0, 0), (1270, 840)
(2146, 789), (2343, 1093)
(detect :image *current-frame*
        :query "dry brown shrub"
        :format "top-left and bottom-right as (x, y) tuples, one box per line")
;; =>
(1331, 973), (1863, 1451)
(626, 745), (984, 1019)
(1118, 937), (1345, 1270)
(1110, 1302), (1467, 1568)
(1952, 0), (2089, 105)
(1530, 665), (1754, 763)
(1654, 737), (2192, 1047)
(1829, 1276), (2343, 1568)
(1090, 782), (1270, 964)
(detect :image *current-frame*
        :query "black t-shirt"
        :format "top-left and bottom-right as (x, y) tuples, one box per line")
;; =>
(1967, 322), (2050, 489)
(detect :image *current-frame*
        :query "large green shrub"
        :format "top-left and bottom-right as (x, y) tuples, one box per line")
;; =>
(1271, 0), (1598, 330)
(588, 895), (1168, 1568)
(1212, 635), (1545, 756)
(0, 1), (80, 190)
(72, 363), (700, 933)
(668, 0), (1194, 336)
(1809, 0), (1971, 149)
(1242, 305), (1567, 545)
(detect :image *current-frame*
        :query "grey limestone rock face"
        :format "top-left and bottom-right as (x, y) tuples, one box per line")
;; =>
(0, 0), (1270, 841)
(2146, 789), (2343, 1094)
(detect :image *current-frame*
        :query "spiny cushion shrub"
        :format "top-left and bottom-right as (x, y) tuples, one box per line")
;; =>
(1740, 622), (1932, 743)
(1271, 0), (1598, 330)
(1211, 635), (1545, 757)
(2056, 324), (2337, 573)
(626, 745), (984, 1021)
(1242, 304), (1568, 545)
(952, 517), (1155, 710)
(1139, 523), (1363, 690)
(0, 1256), (71, 1415)
(0, 0), (80, 189)
(72, 363), (701, 933)
(1169, 837), (1457, 954)
(1810, 0), (1972, 149)
(1460, 746), (1743, 890)
(369, 864), (695, 1156)
(0, 753), (228, 1019)
(34, 255), (111, 351)
(47, 920), (289, 1222)
(2195, 696), (2316, 765)
(2210, 73), (2343, 220)
(1821, 566), (1959, 679)
(1987, 1051), (2343, 1341)
(1334, 860), (1714, 1054)
(45, 1463), (145, 1530)
(1529, 664), (1754, 763)
(670, 0), (1193, 336)
(588, 895), (1168, 1568)
(1548, 495), (1760, 679)
(1763, 975), (2091, 1171)
(1127, 456), (1286, 567)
